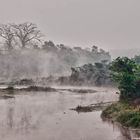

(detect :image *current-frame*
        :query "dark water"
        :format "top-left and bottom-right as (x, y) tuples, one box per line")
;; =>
(0, 86), (139, 140)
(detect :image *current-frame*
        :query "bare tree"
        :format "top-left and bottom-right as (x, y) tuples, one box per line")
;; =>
(11, 22), (43, 48)
(0, 24), (14, 50)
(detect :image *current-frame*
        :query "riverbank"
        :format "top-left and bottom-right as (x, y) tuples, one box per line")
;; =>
(102, 102), (140, 128)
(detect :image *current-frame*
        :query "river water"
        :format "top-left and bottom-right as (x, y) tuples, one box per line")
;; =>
(0, 86), (139, 140)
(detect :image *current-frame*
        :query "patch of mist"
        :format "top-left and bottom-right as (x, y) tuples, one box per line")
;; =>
(0, 44), (111, 84)
(0, 49), (71, 83)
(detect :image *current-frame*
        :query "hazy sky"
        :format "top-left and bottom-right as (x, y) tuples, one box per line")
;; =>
(0, 0), (140, 55)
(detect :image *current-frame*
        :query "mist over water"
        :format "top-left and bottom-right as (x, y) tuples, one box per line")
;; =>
(0, 49), (67, 81)
(0, 44), (111, 83)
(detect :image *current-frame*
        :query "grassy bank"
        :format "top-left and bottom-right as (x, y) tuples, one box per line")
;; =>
(102, 102), (140, 128)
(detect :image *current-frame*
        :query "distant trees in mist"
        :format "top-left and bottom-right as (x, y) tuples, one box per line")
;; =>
(69, 61), (111, 86)
(42, 40), (111, 65)
(0, 22), (43, 50)
(0, 22), (112, 82)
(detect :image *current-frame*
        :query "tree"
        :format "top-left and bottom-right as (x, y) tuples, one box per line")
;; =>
(92, 46), (98, 53)
(0, 24), (14, 50)
(110, 57), (140, 101)
(11, 22), (43, 48)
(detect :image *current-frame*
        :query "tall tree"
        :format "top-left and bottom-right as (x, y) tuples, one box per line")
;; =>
(0, 24), (14, 50)
(11, 22), (43, 48)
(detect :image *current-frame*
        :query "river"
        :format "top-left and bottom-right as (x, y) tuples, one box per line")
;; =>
(0, 86), (139, 140)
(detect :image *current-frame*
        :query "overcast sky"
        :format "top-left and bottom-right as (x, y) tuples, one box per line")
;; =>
(0, 0), (140, 56)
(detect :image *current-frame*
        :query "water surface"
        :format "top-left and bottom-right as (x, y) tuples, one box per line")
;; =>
(0, 86), (138, 140)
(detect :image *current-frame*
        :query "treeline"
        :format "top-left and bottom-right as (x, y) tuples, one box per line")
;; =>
(0, 22), (110, 58)
(0, 22), (112, 82)
(0, 22), (111, 66)
(42, 41), (111, 66)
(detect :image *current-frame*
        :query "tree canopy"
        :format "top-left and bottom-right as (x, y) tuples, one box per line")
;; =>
(0, 22), (43, 50)
(110, 57), (140, 101)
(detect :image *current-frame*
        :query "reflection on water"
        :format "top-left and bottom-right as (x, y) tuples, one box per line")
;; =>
(7, 100), (15, 129)
(0, 86), (139, 140)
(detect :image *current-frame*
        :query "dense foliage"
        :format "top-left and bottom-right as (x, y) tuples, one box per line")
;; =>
(70, 62), (111, 86)
(110, 57), (140, 101)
